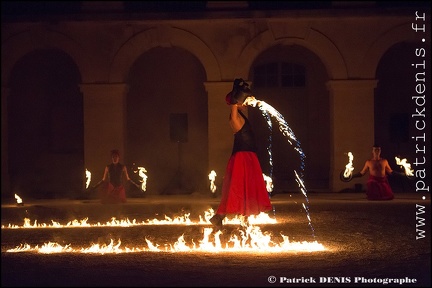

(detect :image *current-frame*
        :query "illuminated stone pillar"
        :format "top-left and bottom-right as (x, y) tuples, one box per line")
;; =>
(80, 83), (129, 182)
(204, 81), (233, 190)
(327, 79), (377, 192)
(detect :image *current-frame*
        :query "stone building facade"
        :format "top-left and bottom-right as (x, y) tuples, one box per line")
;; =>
(1, 1), (430, 199)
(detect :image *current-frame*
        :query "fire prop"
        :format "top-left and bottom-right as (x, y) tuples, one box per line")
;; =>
(208, 170), (217, 194)
(136, 166), (148, 191)
(395, 157), (414, 177)
(340, 152), (355, 182)
(263, 173), (273, 193)
(14, 194), (24, 206)
(85, 169), (91, 189)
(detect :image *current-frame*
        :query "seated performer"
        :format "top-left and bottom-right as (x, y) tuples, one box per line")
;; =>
(352, 145), (395, 200)
(96, 149), (131, 204)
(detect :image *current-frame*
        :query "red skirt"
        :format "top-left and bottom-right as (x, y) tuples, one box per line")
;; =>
(99, 182), (127, 204)
(366, 175), (394, 200)
(216, 151), (272, 216)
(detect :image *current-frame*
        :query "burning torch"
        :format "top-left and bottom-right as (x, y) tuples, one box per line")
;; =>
(263, 173), (273, 194)
(134, 166), (147, 193)
(85, 169), (91, 189)
(208, 170), (217, 197)
(340, 152), (360, 182)
(15, 193), (24, 206)
(394, 157), (415, 179)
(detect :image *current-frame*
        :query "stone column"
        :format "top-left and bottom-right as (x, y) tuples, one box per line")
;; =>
(327, 79), (378, 192)
(80, 83), (129, 183)
(204, 81), (233, 189)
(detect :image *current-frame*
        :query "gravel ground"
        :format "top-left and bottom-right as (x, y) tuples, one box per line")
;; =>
(1, 192), (430, 287)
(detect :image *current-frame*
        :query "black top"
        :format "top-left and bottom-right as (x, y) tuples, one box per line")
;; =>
(107, 163), (124, 187)
(232, 111), (257, 155)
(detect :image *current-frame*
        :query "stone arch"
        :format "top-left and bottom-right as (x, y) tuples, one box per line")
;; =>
(360, 22), (427, 78)
(109, 26), (221, 82)
(1, 29), (90, 86)
(236, 28), (348, 80)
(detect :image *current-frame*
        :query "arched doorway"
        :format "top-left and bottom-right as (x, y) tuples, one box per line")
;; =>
(375, 42), (431, 192)
(8, 49), (84, 199)
(126, 47), (208, 195)
(248, 44), (330, 192)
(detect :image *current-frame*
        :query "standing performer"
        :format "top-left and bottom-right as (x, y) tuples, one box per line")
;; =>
(352, 145), (395, 200)
(96, 149), (131, 204)
(210, 79), (272, 229)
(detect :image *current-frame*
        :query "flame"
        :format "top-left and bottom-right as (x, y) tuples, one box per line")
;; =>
(1, 209), (278, 229)
(135, 167), (148, 191)
(85, 169), (91, 189)
(395, 157), (414, 176)
(343, 152), (355, 178)
(263, 173), (273, 193)
(6, 226), (326, 254)
(14, 194), (23, 204)
(3, 208), (326, 254)
(208, 170), (217, 193)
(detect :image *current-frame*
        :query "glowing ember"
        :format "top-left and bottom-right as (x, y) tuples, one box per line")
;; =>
(85, 169), (91, 189)
(263, 173), (273, 193)
(395, 157), (414, 176)
(135, 167), (148, 191)
(343, 152), (355, 178)
(208, 170), (217, 193)
(14, 194), (23, 205)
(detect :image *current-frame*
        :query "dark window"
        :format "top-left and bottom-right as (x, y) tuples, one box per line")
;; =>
(253, 62), (306, 88)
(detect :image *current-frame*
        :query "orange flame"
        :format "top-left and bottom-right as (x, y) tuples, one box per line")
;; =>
(263, 174), (273, 193)
(343, 152), (354, 178)
(1, 209), (279, 229)
(137, 167), (148, 191)
(14, 194), (23, 204)
(6, 225), (326, 254)
(395, 157), (414, 176)
(208, 170), (217, 193)
(85, 169), (91, 189)
(3, 210), (326, 253)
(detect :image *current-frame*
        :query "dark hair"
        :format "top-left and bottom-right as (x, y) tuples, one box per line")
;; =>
(111, 149), (120, 156)
(225, 92), (233, 105)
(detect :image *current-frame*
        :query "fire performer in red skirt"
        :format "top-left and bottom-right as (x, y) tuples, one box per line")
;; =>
(210, 79), (272, 228)
(352, 145), (395, 200)
(96, 149), (131, 204)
